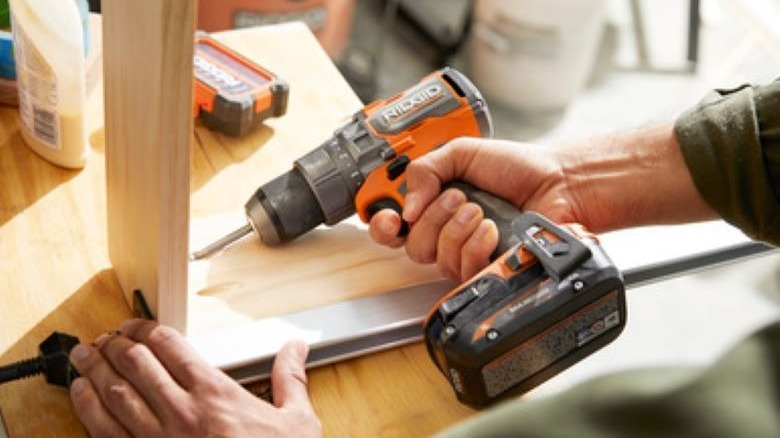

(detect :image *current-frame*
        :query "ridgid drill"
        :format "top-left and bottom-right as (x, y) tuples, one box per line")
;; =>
(191, 67), (492, 258)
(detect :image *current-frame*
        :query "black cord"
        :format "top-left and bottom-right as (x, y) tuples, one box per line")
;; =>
(0, 332), (80, 388)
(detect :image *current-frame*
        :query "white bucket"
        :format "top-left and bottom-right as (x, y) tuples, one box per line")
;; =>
(469, 0), (607, 112)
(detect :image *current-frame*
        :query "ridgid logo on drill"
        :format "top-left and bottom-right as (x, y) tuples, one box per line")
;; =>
(382, 85), (443, 124)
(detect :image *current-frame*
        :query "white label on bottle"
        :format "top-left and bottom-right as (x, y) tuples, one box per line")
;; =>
(12, 16), (60, 150)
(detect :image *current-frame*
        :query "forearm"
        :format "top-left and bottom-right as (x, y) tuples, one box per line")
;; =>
(557, 123), (717, 233)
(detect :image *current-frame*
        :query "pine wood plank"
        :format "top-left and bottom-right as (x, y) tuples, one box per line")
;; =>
(104, 0), (195, 330)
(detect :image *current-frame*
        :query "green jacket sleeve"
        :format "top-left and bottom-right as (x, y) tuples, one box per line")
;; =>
(674, 79), (780, 245)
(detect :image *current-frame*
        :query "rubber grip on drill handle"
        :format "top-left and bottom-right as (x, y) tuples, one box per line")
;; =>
(442, 181), (522, 259)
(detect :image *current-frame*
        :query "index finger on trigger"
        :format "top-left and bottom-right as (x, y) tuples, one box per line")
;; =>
(369, 209), (405, 248)
(403, 159), (445, 223)
(404, 140), (477, 223)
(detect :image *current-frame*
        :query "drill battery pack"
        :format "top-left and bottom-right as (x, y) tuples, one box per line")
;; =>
(424, 211), (626, 407)
(194, 33), (289, 137)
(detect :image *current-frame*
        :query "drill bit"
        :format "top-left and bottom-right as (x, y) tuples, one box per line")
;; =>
(190, 224), (253, 261)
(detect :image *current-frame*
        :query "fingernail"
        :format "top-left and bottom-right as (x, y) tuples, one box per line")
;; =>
(403, 193), (419, 221)
(294, 340), (310, 361)
(441, 190), (464, 212)
(379, 215), (399, 236)
(439, 266), (457, 280)
(455, 204), (479, 225)
(474, 219), (493, 239)
(70, 377), (88, 394)
(70, 344), (91, 362)
(93, 333), (109, 346)
(94, 330), (122, 347)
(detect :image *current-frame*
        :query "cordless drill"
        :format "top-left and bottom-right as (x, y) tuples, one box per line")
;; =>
(192, 68), (626, 408)
(191, 67), (492, 258)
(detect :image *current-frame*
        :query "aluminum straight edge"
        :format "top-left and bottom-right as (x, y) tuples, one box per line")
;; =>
(218, 278), (456, 383)
(621, 240), (775, 287)
(218, 240), (775, 384)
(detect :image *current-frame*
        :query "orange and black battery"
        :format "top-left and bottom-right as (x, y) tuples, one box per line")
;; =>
(423, 204), (626, 408)
(193, 33), (289, 137)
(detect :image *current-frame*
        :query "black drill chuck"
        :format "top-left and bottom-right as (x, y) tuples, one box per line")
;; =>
(245, 169), (326, 245)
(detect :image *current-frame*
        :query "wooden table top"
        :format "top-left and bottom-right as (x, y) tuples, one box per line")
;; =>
(0, 22), (475, 437)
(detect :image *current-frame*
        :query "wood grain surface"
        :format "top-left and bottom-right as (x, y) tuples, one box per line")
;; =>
(0, 13), (130, 437)
(104, 0), (195, 332)
(0, 19), (476, 437)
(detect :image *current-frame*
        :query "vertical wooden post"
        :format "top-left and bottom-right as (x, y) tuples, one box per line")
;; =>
(103, 0), (195, 331)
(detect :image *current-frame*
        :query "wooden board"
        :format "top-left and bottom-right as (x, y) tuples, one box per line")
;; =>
(189, 214), (443, 334)
(104, 0), (195, 330)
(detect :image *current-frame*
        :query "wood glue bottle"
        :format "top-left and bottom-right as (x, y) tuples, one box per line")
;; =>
(9, 0), (88, 169)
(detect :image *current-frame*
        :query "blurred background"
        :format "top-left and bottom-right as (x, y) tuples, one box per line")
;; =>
(194, 0), (780, 143)
(76, 0), (780, 145)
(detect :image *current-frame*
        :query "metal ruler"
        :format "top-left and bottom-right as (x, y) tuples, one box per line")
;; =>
(188, 238), (775, 383)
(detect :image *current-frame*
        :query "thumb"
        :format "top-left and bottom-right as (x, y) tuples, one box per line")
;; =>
(271, 340), (313, 410)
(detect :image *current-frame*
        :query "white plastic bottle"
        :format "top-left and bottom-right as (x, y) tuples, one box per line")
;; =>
(469, 0), (606, 112)
(9, 0), (88, 169)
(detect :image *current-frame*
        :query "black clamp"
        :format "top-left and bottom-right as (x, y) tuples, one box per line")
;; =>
(133, 289), (155, 320)
(0, 332), (80, 388)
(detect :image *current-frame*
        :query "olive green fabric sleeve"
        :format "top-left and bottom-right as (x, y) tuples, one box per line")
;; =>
(674, 79), (780, 245)
(436, 320), (780, 438)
